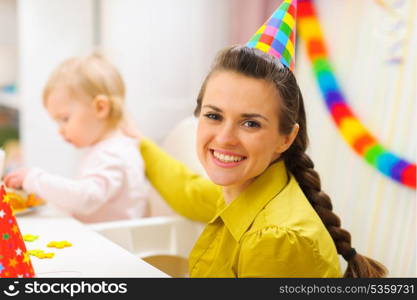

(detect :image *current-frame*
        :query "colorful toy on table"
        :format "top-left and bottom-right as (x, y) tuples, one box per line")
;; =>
(4, 187), (44, 215)
(24, 237), (71, 259)
(23, 234), (39, 242)
(47, 241), (72, 249)
(0, 185), (35, 278)
(28, 250), (55, 259)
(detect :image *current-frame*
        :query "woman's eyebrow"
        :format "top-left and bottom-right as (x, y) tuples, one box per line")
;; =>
(202, 105), (269, 122)
(241, 113), (269, 122)
(202, 104), (222, 112)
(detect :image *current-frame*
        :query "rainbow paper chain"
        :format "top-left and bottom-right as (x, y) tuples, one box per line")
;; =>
(298, 0), (416, 189)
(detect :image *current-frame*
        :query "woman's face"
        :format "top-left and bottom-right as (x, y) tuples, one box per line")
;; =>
(197, 70), (295, 192)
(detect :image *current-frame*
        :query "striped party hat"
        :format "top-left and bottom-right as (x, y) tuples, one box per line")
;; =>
(247, 0), (297, 71)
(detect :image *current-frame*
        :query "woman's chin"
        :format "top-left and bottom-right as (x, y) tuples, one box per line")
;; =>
(205, 171), (241, 187)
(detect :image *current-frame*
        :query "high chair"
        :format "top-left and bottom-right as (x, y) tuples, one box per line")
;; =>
(88, 216), (204, 278)
(89, 116), (206, 277)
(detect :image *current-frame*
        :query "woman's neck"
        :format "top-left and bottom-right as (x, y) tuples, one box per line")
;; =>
(222, 179), (254, 205)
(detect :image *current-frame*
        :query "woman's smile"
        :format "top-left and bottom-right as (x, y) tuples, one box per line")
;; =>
(210, 149), (247, 168)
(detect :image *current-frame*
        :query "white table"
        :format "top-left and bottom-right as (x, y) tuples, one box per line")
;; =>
(16, 205), (169, 278)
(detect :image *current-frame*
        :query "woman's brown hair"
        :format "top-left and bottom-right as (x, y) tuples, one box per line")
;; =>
(194, 45), (388, 278)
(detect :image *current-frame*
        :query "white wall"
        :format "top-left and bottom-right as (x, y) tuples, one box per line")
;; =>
(19, 0), (230, 176)
(0, 0), (16, 44)
(100, 0), (231, 143)
(0, 0), (17, 86)
(18, 0), (94, 175)
(296, 0), (416, 276)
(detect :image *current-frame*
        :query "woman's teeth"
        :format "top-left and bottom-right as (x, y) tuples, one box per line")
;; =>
(213, 151), (244, 163)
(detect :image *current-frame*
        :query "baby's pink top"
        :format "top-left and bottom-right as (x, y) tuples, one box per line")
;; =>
(23, 132), (149, 223)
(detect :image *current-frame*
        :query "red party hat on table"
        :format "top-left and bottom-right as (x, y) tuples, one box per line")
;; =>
(247, 0), (297, 71)
(0, 185), (35, 278)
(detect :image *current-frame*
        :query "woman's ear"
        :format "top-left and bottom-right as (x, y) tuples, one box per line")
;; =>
(93, 95), (111, 119)
(276, 123), (299, 154)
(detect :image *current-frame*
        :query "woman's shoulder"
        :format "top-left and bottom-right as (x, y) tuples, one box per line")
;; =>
(243, 174), (335, 253)
(251, 175), (320, 228)
(239, 175), (341, 276)
(239, 223), (341, 277)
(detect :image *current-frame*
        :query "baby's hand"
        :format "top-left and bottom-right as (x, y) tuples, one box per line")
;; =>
(3, 168), (29, 189)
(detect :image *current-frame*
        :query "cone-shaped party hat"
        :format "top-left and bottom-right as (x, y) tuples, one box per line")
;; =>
(0, 185), (35, 278)
(247, 0), (297, 71)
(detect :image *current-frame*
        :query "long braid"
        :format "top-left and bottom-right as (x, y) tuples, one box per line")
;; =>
(284, 90), (387, 278)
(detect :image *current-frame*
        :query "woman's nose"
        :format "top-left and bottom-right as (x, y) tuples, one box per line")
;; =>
(215, 123), (239, 147)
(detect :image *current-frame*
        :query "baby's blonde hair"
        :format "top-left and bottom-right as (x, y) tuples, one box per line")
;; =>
(43, 52), (125, 127)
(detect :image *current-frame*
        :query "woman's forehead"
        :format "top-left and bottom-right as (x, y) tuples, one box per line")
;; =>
(202, 71), (280, 114)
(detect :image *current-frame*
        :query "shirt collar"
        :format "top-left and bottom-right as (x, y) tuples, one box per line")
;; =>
(209, 160), (289, 242)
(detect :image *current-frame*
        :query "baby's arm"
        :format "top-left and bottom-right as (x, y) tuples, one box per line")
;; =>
(3, 168), (29, 189)
(22, 152), (124, 216)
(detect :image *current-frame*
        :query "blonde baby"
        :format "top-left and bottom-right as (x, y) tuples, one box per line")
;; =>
(4, 53), (149, 223)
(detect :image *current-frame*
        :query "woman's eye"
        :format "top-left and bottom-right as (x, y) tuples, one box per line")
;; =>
(243, 120), (261, 128)
(204, 113), (222, 121)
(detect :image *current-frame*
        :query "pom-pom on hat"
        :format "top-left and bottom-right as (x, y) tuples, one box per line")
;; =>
(247, 0), (297, 71)
(0, 185), (35, 278)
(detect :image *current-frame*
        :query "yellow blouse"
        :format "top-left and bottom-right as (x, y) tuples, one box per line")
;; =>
(140, 139), (342, 277)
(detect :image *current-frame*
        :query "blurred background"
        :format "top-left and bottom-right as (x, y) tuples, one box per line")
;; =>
(0, 0), (415, 276)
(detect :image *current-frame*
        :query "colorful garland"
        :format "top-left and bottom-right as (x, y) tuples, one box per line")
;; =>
(297, 0), (416, 189)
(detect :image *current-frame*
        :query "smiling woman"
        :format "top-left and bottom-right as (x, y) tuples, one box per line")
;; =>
(196, 71), (298, 204)
(139, 44), (388, 278)
(138, 0), (388, 278)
